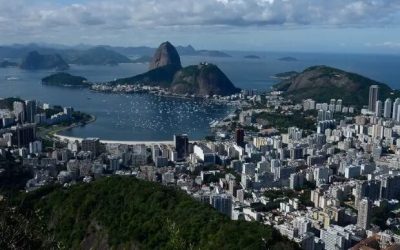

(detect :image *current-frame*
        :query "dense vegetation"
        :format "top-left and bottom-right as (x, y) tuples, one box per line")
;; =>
(114, 64), (179, 88)
(12, 177), (298, 250)
(0, 97), (23, 110)
(171, 63), (240, 96)
(274, 65), (398, 107)
(255, 110), (316, 133)
(42, 73), (90, 87)
(0, 202), (57, 249)
(0, 152), (32, 195)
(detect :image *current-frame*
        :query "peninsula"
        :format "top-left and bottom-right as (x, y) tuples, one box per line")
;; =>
(94, 41), (240, 97)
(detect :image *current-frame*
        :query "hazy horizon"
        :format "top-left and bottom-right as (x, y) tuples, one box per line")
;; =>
(1, 0), (400, 54)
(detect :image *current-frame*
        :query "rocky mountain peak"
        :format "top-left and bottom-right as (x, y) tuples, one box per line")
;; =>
(149, 41), (182, 71)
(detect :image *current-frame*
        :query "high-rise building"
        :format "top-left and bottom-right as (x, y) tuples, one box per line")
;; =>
(375, 100), (382, 117)
(384, 98), (392, 118)
(357, 198), (372, 230)
(369, 85), (379, 112)
(11, 124), (36, 148)
(336, 99), (343, 112)
(235, 128), (245, 147)
(210, 194), (232, 217)
(81, 138), (100, 157)
(174, 134), (189, 161)
(317, 110), (333, 121)
(25, 100), (37, 123)
(13, 101), (25, 123)
(393, 98), (400, 121)
(320, 225), (351, 250)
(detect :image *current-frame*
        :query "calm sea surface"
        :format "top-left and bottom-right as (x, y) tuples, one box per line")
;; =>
(0, 52), (399, 140)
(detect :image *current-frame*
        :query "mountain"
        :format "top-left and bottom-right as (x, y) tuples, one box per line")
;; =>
(20, 51), (69, 70)
(278, 57), (298, 62)
(175, 45), (232, 57)
(171, 63), (240, 96)
(68, 47), (131, 65)
(131, 55), (152, 63)
(0, 44), (61, 59)
(42, 72), (90, 87)
(176, 45), (197, 55)
(105, 45), (155, 56)
(0, 43), (232, 61)
(11, 176), (299, 249)
(149, 41), (182, 71)
(274, 65), (395, 106)
(197, 50), (231, 57)
(115, 64), (180, 88)
(113, 42), (240, 96)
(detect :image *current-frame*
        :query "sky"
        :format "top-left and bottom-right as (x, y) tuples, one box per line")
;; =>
(1, 0), (400, 53)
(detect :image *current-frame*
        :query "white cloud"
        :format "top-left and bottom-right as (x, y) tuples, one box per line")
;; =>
(1, 0), (400, 30)
(1, 0), (400, 47)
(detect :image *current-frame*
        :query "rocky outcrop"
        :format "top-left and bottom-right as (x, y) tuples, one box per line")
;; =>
(149, 41), (182, 71)
(113, 42), (240, 96)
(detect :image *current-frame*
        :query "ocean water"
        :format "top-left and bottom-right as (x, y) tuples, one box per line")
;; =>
(0, 52), (400, 140)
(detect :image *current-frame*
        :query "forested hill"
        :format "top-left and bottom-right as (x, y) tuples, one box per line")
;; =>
(10, 176), (299, 250)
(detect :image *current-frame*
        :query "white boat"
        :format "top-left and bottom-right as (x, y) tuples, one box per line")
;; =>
(5, 76), (19, 81)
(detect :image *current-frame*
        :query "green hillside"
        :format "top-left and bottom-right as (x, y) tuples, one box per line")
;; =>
(42, 72), (90, 87)
(13, 177), (298, 250)
(274, 65), (398, 106)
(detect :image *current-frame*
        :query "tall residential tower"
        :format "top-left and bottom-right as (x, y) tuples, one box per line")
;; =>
(368, 85), (379, 112)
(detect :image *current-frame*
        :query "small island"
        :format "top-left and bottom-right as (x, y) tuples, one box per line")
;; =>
(42, 72), (90, 87)
(0, 60), (18, 68)
(278, 56), (298, 62)
(244, 55), (261, 59)
(273, 71), (299, 79)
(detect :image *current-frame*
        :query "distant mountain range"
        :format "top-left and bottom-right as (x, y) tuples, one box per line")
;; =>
(66, 47), (132, 65)
(0, 43), (232, 64)
(274, 65), (397, 106)
(20, 51), (69, 70)
(113, 41), (240, 96)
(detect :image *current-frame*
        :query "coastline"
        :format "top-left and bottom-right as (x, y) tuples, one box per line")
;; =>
(52, 114), (175, 145)
(54, 133), (175, 146)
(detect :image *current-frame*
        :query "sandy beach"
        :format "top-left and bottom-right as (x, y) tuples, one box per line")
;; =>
(54, 134), (175, 145)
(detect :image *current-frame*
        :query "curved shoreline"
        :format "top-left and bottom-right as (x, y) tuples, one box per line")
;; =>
(53, 115), (175, 145)
(54, 134), (174, 146)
